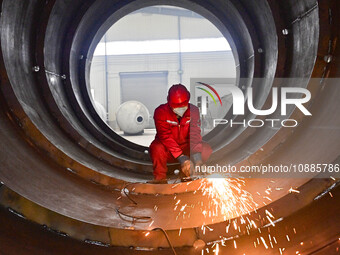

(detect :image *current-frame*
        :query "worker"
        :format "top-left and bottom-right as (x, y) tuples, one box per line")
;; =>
(149, 84), (212, 184)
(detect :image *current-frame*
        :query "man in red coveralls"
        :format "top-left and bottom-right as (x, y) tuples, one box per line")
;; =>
(149, 84), (212, 184)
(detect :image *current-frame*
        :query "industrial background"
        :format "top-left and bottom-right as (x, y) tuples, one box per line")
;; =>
(0, 0), (339, 255)
(89, 6), (236, 142)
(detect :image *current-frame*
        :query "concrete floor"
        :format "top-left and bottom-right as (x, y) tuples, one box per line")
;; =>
(116, 128), (213, 147)
(116, 129), (157, 147)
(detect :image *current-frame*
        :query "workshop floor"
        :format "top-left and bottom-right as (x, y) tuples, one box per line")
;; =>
(116, 129), (156, 147)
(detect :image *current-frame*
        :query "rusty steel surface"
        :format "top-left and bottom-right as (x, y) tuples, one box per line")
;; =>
(0, 114), (328, 231)
(0, 184), (339, 254)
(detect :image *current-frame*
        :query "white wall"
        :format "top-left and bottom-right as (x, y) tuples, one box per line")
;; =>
(102, 11), (225, 42)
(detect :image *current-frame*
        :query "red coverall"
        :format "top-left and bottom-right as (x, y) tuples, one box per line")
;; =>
(149, 103), (212, 180)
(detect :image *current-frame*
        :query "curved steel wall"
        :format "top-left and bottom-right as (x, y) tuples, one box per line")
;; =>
(0, 0), (339, 254)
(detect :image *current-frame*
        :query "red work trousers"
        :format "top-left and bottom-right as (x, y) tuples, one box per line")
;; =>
(149, 140), (212, 180)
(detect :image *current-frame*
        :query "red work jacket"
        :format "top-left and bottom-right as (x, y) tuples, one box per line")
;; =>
(153, 103), (203, 159)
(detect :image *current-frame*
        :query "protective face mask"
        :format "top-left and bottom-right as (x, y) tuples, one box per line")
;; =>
(173, 106), (188, 117)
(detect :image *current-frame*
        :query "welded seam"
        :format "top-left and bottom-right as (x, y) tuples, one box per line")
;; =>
(290, 3), (319, 26)
(306, 237), (340, 255)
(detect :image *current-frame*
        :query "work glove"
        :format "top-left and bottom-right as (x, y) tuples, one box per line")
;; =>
(192, 153), (203, 167)
(177, 155), (194, 177)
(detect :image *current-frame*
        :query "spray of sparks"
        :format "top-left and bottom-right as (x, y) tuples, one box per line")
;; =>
(198, 174), (258, 219)
(172, 174), (283, 254)
(146, 174), (337, 254)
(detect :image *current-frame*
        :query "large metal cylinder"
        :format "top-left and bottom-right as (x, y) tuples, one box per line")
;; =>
(0, 0), (339, 254)
(93, 101), (107, 121)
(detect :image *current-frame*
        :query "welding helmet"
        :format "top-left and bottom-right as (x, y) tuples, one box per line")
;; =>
(167, 84), (190, 109)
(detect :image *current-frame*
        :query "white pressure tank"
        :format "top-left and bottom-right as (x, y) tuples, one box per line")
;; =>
(116, 101), (150, 135)
(93, 101), (107, 121)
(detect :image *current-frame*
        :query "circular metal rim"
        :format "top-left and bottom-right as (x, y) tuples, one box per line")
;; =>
(0, 0), (323, 181)
(0, 0), (340, 251)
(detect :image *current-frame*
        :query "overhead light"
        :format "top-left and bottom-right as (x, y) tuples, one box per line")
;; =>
(94, 37), (231, 56)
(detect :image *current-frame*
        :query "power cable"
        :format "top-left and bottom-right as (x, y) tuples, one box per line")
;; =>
(122, 182), (138, 205)
(117, 182), (178, 255)
(115, 208), (152, 223)
(152, 228), (177, 255)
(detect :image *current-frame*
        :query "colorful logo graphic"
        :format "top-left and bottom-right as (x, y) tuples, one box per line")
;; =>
(196, 82), (223, 106)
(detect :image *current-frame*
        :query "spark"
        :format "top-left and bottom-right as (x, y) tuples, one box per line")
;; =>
(202, 225), (207, 235)
(273, 236), (277, 244)
(261, 236), (268, 249)
(180, 204), (187, 212)
(148, 220), (154, 227)
(265, 210), (274, 218)
(289, 187), (300, 193)
(266, 216), (276, 227)
(240, 216), (246, 224)
(206, 225), (214, 231)
(145, 232), (150, 237)
(198, 174), (258, 219)
(264, 196), (273, 201)
(265, 209), (275, 219)
(251, 220), (257, 228)
(214, 243), (220, 254)
(173, 173), (292, 252)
